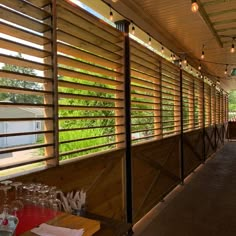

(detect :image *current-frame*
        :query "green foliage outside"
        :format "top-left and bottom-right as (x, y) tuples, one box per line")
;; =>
(0, 54), (43, 104)
(229, 90), (236, 112)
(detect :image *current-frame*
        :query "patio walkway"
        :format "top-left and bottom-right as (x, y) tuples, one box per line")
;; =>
(134, 141), (236, 236)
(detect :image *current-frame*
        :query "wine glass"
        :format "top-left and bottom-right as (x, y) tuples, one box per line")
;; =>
(10, 182), (24, 215)
(48, 186), (62, 211)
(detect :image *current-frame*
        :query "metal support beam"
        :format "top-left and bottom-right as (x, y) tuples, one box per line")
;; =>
(180, 68), (184, 183)
(115, 20), (133, 224)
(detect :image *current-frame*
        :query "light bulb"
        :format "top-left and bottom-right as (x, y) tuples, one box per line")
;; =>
(184, 58), (187, 64)
(224, 69), (227, 75)
(191, 1), (199, 13)
(198, 63), (201, 70)
(148, 36), (151, 45)
(201, 51), (205, 59)
(112, 0), (118, 2)
(161, 46), (164, 54)
(109, 10), (113, 21)
(132, 25), (135, 35)
(231, 43), (235, 53)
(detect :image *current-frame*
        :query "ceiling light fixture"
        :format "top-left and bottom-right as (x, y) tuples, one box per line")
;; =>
(191, 0), (199, 13)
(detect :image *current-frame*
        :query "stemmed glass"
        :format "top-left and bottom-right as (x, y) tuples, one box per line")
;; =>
(10, 182), (24, 215)
(48, 186), (62, 211)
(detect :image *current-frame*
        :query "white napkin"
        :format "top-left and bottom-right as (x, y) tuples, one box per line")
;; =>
(31, 223), (84, 236)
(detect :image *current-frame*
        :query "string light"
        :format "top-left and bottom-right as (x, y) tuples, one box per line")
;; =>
(148, 34), (152, 45)
(184, 57), (187, 64)
(191, 0), (199, 13)
(179, 59), (182, 67)
(161, 46), (164, 54)
(231, 38), (235, 53)
(173, 54), (176, 60)
(224, 64), (228, 75)
(131, 23), (135, 35)
(198, 63), (201, 70)
(201, 44), (205, 59)
(109, 6), (113, 21)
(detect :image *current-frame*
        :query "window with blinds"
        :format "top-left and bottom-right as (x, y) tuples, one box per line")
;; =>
(130, 40), (161, 143)
(0, 0), (54, 173)
(161, 61), (181, 136)
(56, 0), (125, 161)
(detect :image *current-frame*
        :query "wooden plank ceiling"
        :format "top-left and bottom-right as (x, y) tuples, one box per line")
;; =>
(81, 0), (236, 92)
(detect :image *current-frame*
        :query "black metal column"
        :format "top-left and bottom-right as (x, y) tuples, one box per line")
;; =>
(115, 20), (133, 224)
(180, 68), (184, 183)
(202, 81), (206, 162)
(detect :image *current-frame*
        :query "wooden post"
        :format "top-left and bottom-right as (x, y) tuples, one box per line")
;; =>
(43, 0), (59, 166)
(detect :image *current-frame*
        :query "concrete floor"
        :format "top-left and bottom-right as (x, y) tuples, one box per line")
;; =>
(133, 142), (236, 236)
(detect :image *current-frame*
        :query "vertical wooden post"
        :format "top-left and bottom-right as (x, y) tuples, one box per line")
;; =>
(115, 20), (132, 224)
(44, 0), (58, 166)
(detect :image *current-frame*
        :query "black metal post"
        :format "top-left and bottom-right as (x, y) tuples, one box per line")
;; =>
(202, 81), (206, 162)
(214, 86), (217, 151)
(180, 68), (184, 183)
(115, 20), (133, 224)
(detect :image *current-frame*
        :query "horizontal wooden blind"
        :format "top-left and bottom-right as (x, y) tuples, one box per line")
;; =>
(211, 86), (216, 125)
(182, 71), (194, 132)
(56, 0), (125, 160)
(216, 90), (220, 124)
(161, 61), (181, 136)
(204, 83), (211, 127)
(0, 0), (54, 170)
(130, 40), (161, 143)
(194, 78), (203, 129)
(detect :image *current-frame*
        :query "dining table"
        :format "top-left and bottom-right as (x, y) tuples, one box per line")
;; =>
(15, 205), (100, 236)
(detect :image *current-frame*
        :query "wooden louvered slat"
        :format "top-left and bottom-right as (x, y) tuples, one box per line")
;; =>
(59, 80), (122, 94)
(0, 70), (52, 83)
(131, 60), (159, 77)
(1, 0), (51, 20)
(131, 70), (160, 83)
(0, 86), (50, 96)
(58, 55), (121, 78)
(0, 22), (51, 45)
(26, 0), (51, 8)
(57, 18), (122, 53)
(57, 42), (122, 69)
(56, 2), (121, 40)
(58, 68), (122, 87)
(0, 38), (51, 58)
(59, 92), (123, 103)
(0, 54), (51, 71)
(0, 6), (51, 33)
(57, 30), (122, 61)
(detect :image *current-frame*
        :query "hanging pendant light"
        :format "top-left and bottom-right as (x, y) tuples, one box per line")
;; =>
(191, 0), (199, 13)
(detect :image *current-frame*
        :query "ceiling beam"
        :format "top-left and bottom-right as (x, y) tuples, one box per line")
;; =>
(217, 26), (236, 32)
(202, 0), (235, 7)
(197, 0), (223, 48)
(208, 9), (236, 17)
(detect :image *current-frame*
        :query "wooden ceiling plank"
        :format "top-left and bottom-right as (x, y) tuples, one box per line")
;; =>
(197, 0), (223, 47)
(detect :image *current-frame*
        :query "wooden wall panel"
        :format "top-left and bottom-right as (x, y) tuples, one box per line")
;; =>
(183, 130), (203, 177)
(13, 149), (125, 220)
(216, 124), (225, 149)
(205, 126), (215, 158)
(132, 136), (181, 222)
